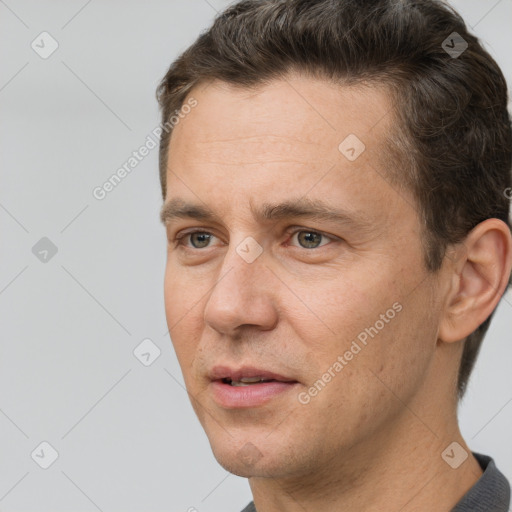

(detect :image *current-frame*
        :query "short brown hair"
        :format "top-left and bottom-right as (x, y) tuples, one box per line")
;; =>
(156, 0), (512, 399)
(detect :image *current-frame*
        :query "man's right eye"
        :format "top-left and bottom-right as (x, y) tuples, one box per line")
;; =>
(175, 231), (215, 249)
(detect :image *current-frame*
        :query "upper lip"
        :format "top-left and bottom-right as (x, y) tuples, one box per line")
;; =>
(209, 365), (298, 383)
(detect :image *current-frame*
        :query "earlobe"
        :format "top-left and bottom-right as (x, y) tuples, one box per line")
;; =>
(438, 218), (512, 344)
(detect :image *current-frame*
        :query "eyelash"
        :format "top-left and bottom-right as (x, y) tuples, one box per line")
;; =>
(173, 228), (336, 250)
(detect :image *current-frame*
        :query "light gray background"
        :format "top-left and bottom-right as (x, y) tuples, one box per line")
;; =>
(0, 1), (511, 511)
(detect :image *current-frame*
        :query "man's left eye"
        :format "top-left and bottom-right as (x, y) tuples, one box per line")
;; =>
(290, 230), (332, 249)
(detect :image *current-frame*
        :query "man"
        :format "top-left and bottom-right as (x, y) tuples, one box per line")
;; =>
(157, 1), (512, 510)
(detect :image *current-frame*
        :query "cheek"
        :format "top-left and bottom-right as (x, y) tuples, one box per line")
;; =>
(164, 261), (205, 325)
(328, 290), (436, 413)
(290, 269), (433, 400)
(292, 306), (432, 450)
(281, 274), (384, 359)
(164, 263), (205, 371)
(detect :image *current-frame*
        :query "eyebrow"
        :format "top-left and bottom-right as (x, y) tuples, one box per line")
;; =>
(160, 197), (372, 232)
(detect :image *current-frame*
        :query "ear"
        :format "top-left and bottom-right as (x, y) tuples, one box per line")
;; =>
(439, 218), (512, 343)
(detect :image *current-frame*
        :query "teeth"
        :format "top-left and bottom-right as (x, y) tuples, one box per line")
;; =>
(240, 377), (265, 383)
(228, 377), (272, 386)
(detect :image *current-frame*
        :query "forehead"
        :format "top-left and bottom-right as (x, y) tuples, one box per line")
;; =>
(168, 74), (393, 168)
(164, 75), (404, 228)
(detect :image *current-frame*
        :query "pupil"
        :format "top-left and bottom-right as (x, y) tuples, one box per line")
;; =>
(298, 231), (321, 248)
(191, 233), (211, 248)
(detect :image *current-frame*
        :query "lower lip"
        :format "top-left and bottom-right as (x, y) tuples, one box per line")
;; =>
(210, 380), (299, 408)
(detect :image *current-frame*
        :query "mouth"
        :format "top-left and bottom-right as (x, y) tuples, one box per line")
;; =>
(209, 365), (300, 408)
(221, 376), (285, 386)
(209, 365), (298, 384)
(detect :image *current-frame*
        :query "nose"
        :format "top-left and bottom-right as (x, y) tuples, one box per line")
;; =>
(203, 241), (278, 337)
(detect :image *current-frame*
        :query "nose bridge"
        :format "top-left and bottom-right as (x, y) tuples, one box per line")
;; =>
(212, 235), (266, 301)
(203, 235), (276, 333)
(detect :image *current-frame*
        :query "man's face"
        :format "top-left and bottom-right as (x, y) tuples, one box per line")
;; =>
(162, 75), (445, 478)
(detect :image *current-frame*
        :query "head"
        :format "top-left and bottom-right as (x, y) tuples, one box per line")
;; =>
(157, 0), (512, 478)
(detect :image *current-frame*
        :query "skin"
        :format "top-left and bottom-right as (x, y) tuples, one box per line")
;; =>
(161, 73), (512, 512)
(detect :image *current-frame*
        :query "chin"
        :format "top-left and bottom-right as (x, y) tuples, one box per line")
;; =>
(207, 431), (302, 479)
(212, 446), (284, 478)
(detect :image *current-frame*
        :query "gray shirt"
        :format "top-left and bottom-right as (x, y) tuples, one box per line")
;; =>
(241, 452), (510, 512)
